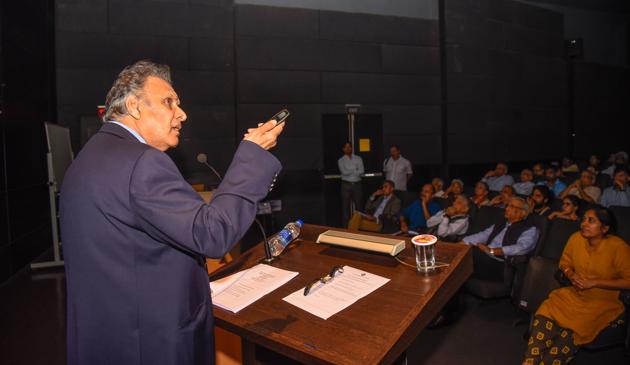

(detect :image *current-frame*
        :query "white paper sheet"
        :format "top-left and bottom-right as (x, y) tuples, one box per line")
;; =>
(210, 263), (299, 313)
(282, 266), (390, 320)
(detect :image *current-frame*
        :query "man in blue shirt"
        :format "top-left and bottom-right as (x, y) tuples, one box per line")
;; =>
(400, 184), (441, 233)
(482, 162), (515, 192)
(537, 166), (566, 197)
(338, 142), (364, 225)
(601, 166), (630, 207)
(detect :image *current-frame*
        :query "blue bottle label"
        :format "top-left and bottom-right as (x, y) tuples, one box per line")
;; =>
(279, 230), (292, 245)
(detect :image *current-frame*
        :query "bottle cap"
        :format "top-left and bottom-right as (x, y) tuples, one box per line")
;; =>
(296, 219), (304, 227)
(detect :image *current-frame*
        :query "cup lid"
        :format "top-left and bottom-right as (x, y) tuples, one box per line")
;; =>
(411, 234), (437, 246)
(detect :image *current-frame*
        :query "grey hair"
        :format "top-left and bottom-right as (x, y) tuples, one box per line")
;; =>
(103, 60), (171, 122)
(511, 196), (530, 215)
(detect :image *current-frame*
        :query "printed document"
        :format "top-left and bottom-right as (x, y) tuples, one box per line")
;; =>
(210, 263), (299, 313)
(283, 266), (390, 320)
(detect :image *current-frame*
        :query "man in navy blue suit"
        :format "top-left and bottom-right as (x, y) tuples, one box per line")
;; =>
(60, 60), (284, 365)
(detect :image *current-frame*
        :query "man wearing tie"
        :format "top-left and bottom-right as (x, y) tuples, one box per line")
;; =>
(60, 60), (284, 365)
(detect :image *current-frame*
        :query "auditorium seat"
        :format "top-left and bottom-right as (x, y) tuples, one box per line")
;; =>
(535, 219), (580, 259)
(596, 173), (612, 190)
(431, 197), (449, 210)
(609, 206), (630, 244)
(465, 205), (505, 236)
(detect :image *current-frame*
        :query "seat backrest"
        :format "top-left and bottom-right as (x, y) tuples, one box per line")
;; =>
(549, 198), (563, 212)
(526, 214), (549, 255)
(516, 256), (561, 314)
(431, 197), (449, 210)
(467, 205), (505, 235)
(595, 173), (612, 190)
(609, 205), (630, 244)
(537, 219), (580, 259)
(396, 191), (418, 212)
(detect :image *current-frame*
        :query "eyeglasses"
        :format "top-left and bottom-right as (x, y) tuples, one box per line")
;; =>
(303, 266), (344, 296)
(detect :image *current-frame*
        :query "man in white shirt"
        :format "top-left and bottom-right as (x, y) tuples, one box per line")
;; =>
(427, 195), (470, 241)
(338, 142), (364, 225)
(383, 145), (413, 191)
(559, 169), (601, 203)
(513, 168), (535, 196)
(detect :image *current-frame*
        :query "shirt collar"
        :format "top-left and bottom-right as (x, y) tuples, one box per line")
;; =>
(107, 121), (147, 144)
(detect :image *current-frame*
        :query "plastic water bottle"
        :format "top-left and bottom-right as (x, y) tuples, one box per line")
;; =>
(268, 219), (304, 257)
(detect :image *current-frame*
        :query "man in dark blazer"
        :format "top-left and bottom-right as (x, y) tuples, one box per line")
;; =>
(60, 60), (284, 365)
(346, 180), (401, 232)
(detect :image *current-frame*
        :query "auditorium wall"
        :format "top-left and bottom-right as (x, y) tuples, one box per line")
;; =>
(52, 1), (630, 234)
(444, 0), (568, 165)
(0, 0), (56, 282)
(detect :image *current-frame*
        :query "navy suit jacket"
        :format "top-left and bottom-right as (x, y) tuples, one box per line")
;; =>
(60, 123), (281, 365)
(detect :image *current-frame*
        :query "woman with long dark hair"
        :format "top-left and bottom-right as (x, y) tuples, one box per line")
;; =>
(522, 208), (630, 365)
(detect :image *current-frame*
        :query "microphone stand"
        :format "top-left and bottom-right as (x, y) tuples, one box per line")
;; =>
(197, 154), (275, 264)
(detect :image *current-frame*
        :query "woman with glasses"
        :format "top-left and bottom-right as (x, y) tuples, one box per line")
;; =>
(522, 208), (630, 365)
(548, 195), (580, 221)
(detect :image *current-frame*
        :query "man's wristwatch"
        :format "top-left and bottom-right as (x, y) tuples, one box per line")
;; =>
(489, 248), (495, 255)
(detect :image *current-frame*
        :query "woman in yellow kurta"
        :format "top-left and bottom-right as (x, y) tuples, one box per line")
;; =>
(523, 207), (630, 365)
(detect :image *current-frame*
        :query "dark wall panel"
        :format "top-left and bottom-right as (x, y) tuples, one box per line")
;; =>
(319, 10), (439, 46)
(55, 0), (108, 33)
(573, 62), (630, 158)
(238, 70), (321, 103)
(236, 5), (319, 38)
(382, 45), (440, 75)
(56, 32), (190, 70)
(445, 0), (567, 164)
(108, 1), (233, 38)
(322, 73), (440, 105)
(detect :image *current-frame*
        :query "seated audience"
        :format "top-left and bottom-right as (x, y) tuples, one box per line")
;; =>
(548, 195), (580, 221)
(560, 156), (579, 174)
(513, 168), (535, 196)
(537, 166), (566, 197)
(602, 151), (629, 177)
(471, 181), (490, 207)
(432, 177), (445, 198)
(559, 169), (601, 203)
(459, 197), (538, 275)
(444, 178), (464, 204)
(347, 180), (401, 232)
(400, 184), (441, 233)
(587, 154), (601, 174)
(529, 185), (553, 217)
(482, 162), (515, 192)
(426, 195), (470, 241)
(522, 208), (630, 365)
(489, 185), (515, 208)
(600, 166), (630, 207)
(532, 163), (545, 182)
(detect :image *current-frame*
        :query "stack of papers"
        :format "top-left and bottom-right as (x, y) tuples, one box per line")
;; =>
(210, 263), (299, 313)
(283, 266), (390, 320)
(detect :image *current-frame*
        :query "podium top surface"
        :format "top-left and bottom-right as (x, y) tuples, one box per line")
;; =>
(211, 224), (473, 365)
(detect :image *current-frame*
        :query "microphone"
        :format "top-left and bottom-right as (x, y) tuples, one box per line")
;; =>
(196, 153), (274, 262)
(196, 153), (223, 181)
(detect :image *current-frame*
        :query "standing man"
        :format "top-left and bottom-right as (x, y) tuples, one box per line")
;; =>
(60, 61), (284, 365)
(338, 142), (364, 226)
(383, 144), (413, 191)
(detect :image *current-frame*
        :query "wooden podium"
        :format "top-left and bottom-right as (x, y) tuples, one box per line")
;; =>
(211, 224), (473, 365)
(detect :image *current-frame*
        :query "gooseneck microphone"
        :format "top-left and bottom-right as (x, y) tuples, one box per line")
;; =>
(196, 152), (273, 262)
(196, 153), (223, 181)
